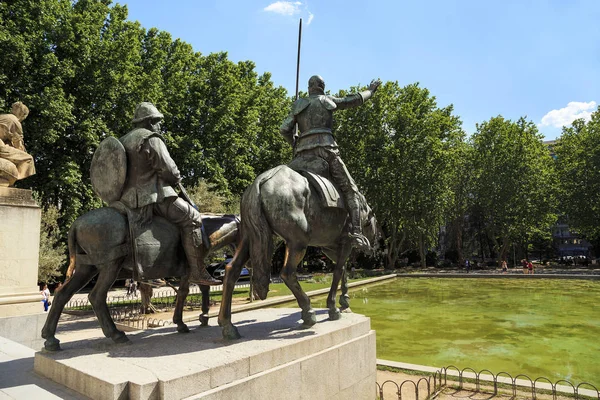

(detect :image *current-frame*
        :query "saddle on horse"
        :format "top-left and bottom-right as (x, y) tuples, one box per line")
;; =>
(287, 154), (346, 209)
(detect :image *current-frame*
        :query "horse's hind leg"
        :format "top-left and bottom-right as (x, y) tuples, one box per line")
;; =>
(41, 264), (98, 351)
(218, 238), (249, 340)
(281, 244), (316, 327)
(173, 274), (190, 333)
(88, 261), (128, 344)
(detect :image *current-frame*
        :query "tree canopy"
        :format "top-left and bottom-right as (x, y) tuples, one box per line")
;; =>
(334, 82), (465, 268)
(469, 116), (557, 261)
(1, 0), (576, 270)
(554, 107), (600, 240)
(0, 0), (290, 234)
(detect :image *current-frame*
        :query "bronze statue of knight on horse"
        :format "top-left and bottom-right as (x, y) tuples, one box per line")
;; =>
(217, 75), (382, 339)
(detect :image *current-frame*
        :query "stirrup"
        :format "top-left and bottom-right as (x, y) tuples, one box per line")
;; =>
(348, 232), (371, 250)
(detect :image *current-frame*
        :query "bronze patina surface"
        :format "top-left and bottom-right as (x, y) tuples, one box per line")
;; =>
(217, 76), (382, 340)
(280, 75), (381, 250)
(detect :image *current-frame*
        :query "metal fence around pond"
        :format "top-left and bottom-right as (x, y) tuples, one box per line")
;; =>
(63, 274), (315, 313)
(64, 282), (251, 312)
(65, 282), (252, 330)
(377, 365), (600, 399)
(63, 273), (308, 330)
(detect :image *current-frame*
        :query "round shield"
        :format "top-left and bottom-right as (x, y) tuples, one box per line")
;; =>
(90, 136), (127, 203)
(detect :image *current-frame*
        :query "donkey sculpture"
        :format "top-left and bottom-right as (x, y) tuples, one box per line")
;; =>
(42, 211), (239, 351)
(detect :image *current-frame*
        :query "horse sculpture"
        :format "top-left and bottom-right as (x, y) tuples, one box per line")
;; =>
(41, 210), (240, 351)
(218, 164), (378, 339)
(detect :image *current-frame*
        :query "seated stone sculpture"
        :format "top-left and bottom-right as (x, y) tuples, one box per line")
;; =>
(0, 102), (35, 186)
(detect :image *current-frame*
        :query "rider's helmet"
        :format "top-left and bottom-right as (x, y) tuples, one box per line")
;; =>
(132, 102), (164, 124)
(308, 75), (325, 95)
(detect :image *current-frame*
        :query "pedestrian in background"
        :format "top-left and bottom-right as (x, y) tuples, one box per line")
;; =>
(528, 261), (534, 275)
(521, 259), (528, 274)
(40, 283), (50, 312)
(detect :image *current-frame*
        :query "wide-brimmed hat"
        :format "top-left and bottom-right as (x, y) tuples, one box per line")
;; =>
(132, 102), (163, 123)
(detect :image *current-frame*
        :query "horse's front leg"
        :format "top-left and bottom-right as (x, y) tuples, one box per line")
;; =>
(339, 265), (351, 312)
(218, 238), (249, 339)
(173, 274), (190, 333)
(326, 241), (352, 320)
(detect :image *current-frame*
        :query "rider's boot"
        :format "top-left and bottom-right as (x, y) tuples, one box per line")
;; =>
(182, 229), (221, 286)
(347, 196), (371, 251)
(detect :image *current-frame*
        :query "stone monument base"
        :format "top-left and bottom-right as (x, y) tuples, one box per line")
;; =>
(0, 187), (44, 349)
(34, 308), (376, 400)
(0, 313), (47, 350)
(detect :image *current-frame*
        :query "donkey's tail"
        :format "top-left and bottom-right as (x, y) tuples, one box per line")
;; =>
(65, 223), (77, 280)
(241, 168), (280, 300)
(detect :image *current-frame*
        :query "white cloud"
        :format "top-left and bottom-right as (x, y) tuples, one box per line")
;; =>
(264, 1), (302, 16)
(307, 12), (314, 25)
(539, 101), (597, 128)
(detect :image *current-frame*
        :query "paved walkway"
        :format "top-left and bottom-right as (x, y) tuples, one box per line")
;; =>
(0, 275), (394, 399)
(0, 336), (83, 399)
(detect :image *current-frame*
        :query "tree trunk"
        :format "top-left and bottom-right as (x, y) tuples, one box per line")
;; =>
(452, 217), (464, 266)
(419, 234), (426, 268)
(385, 227), (405, 270)
(386, 230), (397, 269)
(497, 236), (510, 267)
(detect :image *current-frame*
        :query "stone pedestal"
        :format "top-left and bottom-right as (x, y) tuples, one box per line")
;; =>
(34, 308), (377, 400)
(0, 187), (44, 348)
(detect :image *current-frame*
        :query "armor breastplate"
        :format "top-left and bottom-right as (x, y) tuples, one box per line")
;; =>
(294, 95), (338, 153)
(296, 95), (334, 136)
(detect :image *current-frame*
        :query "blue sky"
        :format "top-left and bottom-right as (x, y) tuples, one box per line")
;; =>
(119, 0), (600, 140)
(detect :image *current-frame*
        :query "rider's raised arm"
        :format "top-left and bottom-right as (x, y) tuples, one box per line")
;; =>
(331, 93), (364, 110)
(333, 79), (382, 110)
(144, 136), (181, 185)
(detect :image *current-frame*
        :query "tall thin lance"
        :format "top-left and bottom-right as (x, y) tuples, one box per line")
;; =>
(295, 18), (302, 100)
(293, 18), (303, 150)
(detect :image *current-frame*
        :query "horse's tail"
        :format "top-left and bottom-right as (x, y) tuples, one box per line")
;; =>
(241, 172), (275, 300)
(65, 223), (77, 280)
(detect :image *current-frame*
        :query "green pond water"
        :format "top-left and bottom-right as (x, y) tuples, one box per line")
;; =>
(286, 278), (600, 385)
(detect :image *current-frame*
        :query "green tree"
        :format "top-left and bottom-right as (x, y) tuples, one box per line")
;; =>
(554, 107), (600, 239)
(1, 0), (288, 238)
(38, 204), (66, 282)
(444, 140), (474, 265)
(470, 116), (557, 263)
(335, 82), (465, 268)
(187, 179), (240, 214)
